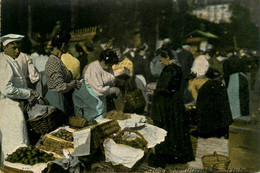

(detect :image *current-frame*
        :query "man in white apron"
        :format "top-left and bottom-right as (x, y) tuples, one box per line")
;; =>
(0, 34), (39, 165)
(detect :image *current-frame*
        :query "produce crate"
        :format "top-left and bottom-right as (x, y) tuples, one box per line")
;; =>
(91, 120), (121, 151)
(36, 128), (75, 155)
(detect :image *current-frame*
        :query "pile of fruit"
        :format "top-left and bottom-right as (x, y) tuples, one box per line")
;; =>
(118, 137), (147, 150)
(103, 110), (130, 120)
(51, 129), (74, 142)
(5, 146), (55, 165)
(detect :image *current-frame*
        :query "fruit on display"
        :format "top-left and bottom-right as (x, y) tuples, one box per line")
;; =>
(117, 137), (146, 150)
(51, 129), (74, 142)
(5, 146), (55, 165)
(102, 110), (130, 120)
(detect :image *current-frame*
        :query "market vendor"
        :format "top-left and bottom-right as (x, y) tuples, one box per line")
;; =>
(0, 34), (40, 165)
(73, 49), (124, 121)
(45, 31), (82, 114)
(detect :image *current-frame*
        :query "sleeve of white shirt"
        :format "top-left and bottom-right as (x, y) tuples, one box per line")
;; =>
(26, 54), (40, 84)
(84, 63), (110, 97)
(0, 60), (31, 99)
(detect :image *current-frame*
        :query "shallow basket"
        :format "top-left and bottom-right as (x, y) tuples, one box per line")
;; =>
(37, 133), (74, 155)
(27, 98), (67, 134)
(69, 108), (87, 128)
(201, 151), (230, 171)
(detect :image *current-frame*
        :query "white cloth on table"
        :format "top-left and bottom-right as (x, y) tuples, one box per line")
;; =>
(97, 114), (167, 149)
(0, 52), (31, 165)
(103, 138), (144, 168)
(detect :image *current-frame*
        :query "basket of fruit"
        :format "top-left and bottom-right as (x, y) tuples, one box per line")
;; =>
(1, 146), (55, 173)
(103, 129), (149, 172)
(37, 128), (74, 155)
(69, 108), (87, 128)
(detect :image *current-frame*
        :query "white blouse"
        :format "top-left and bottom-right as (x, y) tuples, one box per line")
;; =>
(83, 60), (115, 97)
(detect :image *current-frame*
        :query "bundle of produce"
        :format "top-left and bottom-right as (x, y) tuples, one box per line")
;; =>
(112, 130), (147, 151)
(51, 129), (74, 142)
(37, 128), (74, 155)
(102, 110), (131, 120)
(5, 146), (55, 166)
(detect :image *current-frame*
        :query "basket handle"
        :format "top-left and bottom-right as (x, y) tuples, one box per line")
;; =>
(26, 97), (49, 113)
(76, 108), (84, 118)
(213, 151), (219, 162)
(115, 129), (148, 151)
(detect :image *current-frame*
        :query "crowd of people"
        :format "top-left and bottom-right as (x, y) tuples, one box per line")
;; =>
(0, 27), (259, 168)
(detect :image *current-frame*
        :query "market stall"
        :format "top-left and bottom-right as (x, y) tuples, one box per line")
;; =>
(0, 109), (167, 172)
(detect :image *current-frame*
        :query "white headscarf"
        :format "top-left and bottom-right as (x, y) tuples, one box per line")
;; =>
(0, 34), (24, 46)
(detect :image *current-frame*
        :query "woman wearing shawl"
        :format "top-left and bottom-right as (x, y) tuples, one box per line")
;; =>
(149, 48), (194, 168)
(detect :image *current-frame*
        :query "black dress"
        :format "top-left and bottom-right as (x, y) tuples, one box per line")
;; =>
(151, 63), (194, 165)
(196, 80), (233, 138)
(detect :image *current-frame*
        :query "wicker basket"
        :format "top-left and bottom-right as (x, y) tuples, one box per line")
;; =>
(201, 151), (230, 171)
(37, 132), (74, 155)
(27, 98), (67, 134)
(69, 108), (87, 128)
(91, 120), (121, 151)
(107, 129), (149, 172)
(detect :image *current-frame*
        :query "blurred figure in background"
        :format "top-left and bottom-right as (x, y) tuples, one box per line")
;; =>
(223, 55), (251, 119)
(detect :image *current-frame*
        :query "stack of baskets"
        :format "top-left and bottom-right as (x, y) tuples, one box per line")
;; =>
(201, 151), (230, 172)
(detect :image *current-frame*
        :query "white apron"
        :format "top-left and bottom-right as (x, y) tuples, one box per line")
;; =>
(0, 53), (31, 165)
(0, 97), (28, 165)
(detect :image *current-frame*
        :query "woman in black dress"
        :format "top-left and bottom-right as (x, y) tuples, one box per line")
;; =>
(149, 49), (194, 168)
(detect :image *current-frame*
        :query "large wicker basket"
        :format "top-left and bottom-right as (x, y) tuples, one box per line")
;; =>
(69, 108), (87, 128)
(27, 98), (67, 134)
(106, 129), (150, 172)
(201, 151), (230, 171)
